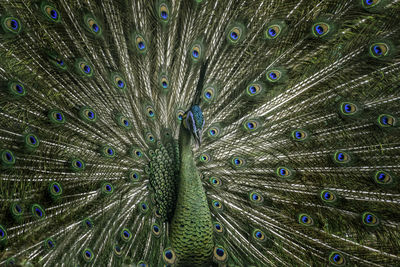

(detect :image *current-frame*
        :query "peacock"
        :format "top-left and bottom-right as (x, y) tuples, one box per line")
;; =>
(0, 0), (400, 266)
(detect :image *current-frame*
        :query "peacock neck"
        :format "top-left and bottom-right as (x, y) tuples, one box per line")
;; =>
(169, 124), (214, 266)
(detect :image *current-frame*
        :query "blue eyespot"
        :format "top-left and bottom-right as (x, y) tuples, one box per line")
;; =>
(373, 45), (382, 55)
(10, 20), (19, 30)
(123, 120), (129, 126)
(269, 72), (277, 80)
(92, 24), (99, 32)
(50, 10), (58, 19)
(192, 50), (199, 58)
(230, 31), (238, 40)
(268, 28), (276, 37)
(16, 84), (23, 93)
(117, 80), (124, 88)
(87, 111), (94, 119)
(315, 25), (324, 35)
(138, 42), (145, 50)
(161, 11), (168, 19)
(55, 113), (63, 121)
(216, 248), (224, 257)
(84, 65), (91, 74)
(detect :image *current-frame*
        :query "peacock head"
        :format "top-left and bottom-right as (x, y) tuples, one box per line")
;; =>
(183, 105), (205, 147)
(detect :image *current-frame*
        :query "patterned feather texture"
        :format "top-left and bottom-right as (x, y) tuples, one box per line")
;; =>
(0, 0), (400, 266)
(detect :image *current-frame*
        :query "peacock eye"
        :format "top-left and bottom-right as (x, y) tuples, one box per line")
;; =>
(0, 225), (7, 241)
(208, 126), (221, 137)
(190, 44), (202, 62)
(8, 81), (26, 96)
(85, 15), (102, 35)
(246, 83), (262, 96)
(79, 107), (97, 122)
(101, 145), (116, 158)
(212, 200), (223, 210)
(114, 245), (122, 256)
(374, 170), (392, 185)
(362, 212), (379, 226)
(44, 238), (56, 249)
(163, 248), (176, 264)
(312, 22), (330, 37)
(228, 26), (242, 43)
(49, 110), (66, 125)
(70, 158), (85, 172)
(362, 0), (381, 8)
(252, 229), (266, 241)
(266, 25), (281, 39)
(377, 114), (396, 128)
(213, 222), (224, 233)
(82, 248), (94, 262)
(160, 75), (169, 90)
(370, 43), (389, 58)
(277, 167), (291, 177)
(42, 3), (61, 22)
(209, 177), (222, 186)
(266, 70), (282, 82)
(298, 214), (314, 226)
(3, 17), (22, 34)
(333, 151), (350, 164)
(340, 102), (358, 115)
(176, 109), (185, 122)
(152, 223), (161, 237)
(243, 119), (259, 132)
(112, 73), (126, 90)
(159, 3), (170, 22)
(146, 105), (155, 118)
(213, 246), (227, 262)
(49, 182), (62, 198)
(135, 34), (147, 53)
(231, 156), (245, 168)
(329, 251), (346, 265)
(200, 153), (211, 163)
(249, 192), (263, 204)
(202, 86), (217, 103)
(121, 228), (132, 242)
(291, 129), (308, 141)
(320, 190), (337, 203)
(146, 132), (155, 143)
(31, 204), (45, 219)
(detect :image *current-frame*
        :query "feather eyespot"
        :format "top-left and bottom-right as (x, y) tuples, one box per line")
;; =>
(152, 224), (161, 237)
(44, 238), (56, 250)
(79, 107), (97, 122)
(31, 204), (45, 219)
(158, 3), (170, 22)
(377, 114), (396, 128)
(213, 222), (224, 233)
(374, 170), (393, 185)
(190, 43), (203, 62)
(266, 25), (281, 39)
(24, 133), (40, 150)
(362, 212), (379, 226)
(11, 203), (23, 218)
(0, 225), (7, 242)
(362, 0), (382, 8)
(114, 245), (122, 256)
(329, 251), (346, 265)
(227, 25), (244, 44)
(276, 167), (292, 178)
(212, 200), (223, 211)
(7, 81), (26, 97)
(312, 22), (330, 37)
(139, 202), (149, 214)
(159, 74), (169, 92)
(1, 149), (16, 166)
(249, 192), (263, 204)
(340, 102), (359, 116)
(82, 248), (94, 262)
(298, 214), (314, 226)
(333, 151), (350, 164)
(209, 177), (222, 187)
(231, 156), (246, 168)
(145, 132), (155, 143)
(84, 14), (102, 35)
(176, 109), (185, 122)
(207, 125), (221, 138)
(135, 34), (147, 53)
(41, 3), (61, 22)
(163, 248), (176, 264)
(111, 73), (127, 91)
(202, 86), (217, 103)
(83, 218), (94, 229)
(200, 153), (211, 163)
(246, 83), (262, 96)
(370, 43), (389, 58)
(252, 229), (266, 242)
(291, 129), (308, 141)
(213, 246), (228, 262)
(100, 145), (116, 158)
(121, 228), (132, 242)
(266, 70), (282, 82)
(101, 182), (114, 195)
(320, 190), (337, 203)
(48, 110), (66, 125)
(115, 114), (132, 130)
(2, 16), (22, 34)
(70, 158), (85, 172)
(243, 119), (260, 132)
(145, 106), (155, 118)
(49, 182), (62, 198)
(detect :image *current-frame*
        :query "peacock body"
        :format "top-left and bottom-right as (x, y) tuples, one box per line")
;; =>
(0, 0), (400, 266)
